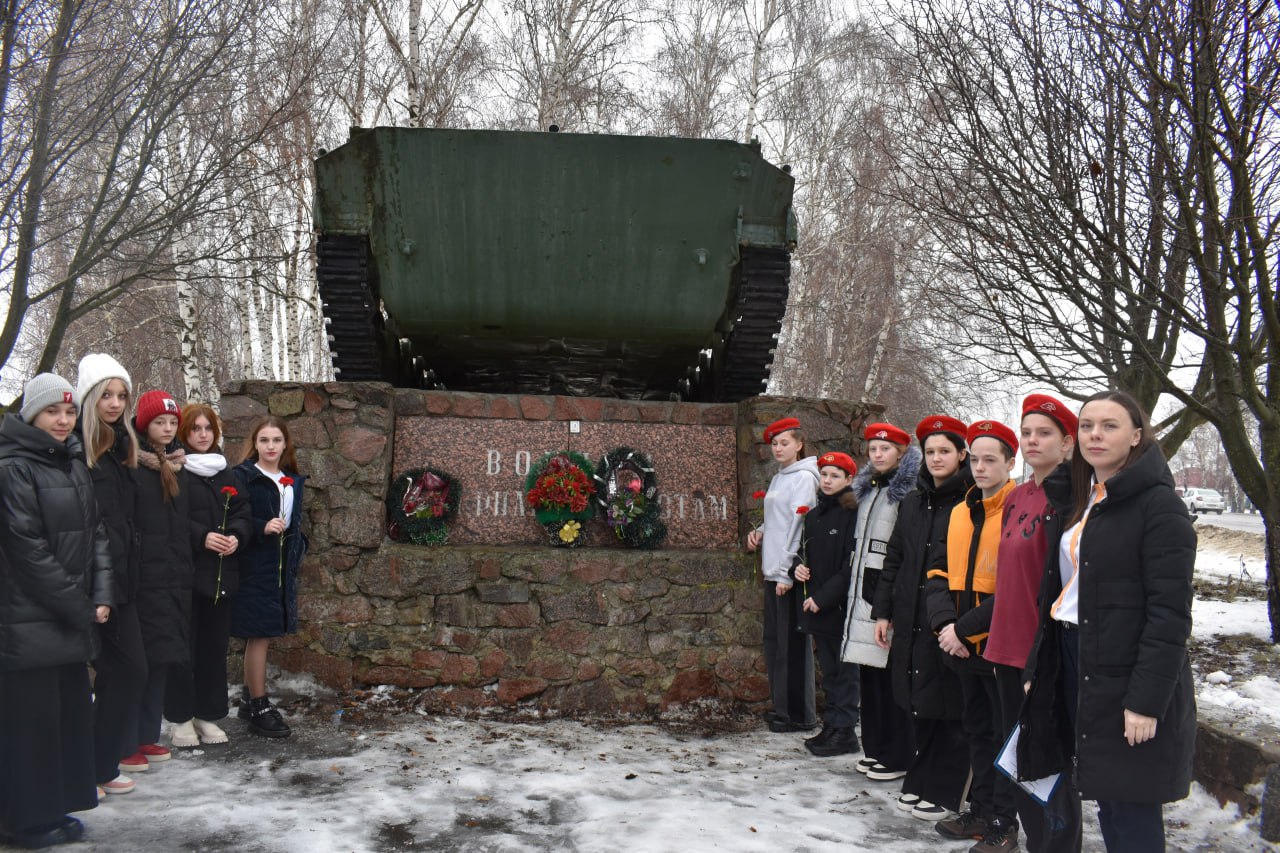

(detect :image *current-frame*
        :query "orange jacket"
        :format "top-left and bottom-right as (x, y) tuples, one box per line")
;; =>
(926, 479), (1015, 655)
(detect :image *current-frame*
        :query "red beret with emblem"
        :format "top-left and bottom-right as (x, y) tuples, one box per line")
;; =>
(863, 422), (910, 447)
(967, 419), (1019, 455)
(1021, 393), (1078, 437)
(817, 451), (858, 477)
(915, 414), (968, 445)
(763, 417), (801, 443)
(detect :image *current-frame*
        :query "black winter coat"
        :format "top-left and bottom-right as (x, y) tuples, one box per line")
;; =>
(229, 462), (307, 638)
(185, 459), (253, 601)
(789, 487), (856, 638)
(0, 416), (112, 670)
(1021, 446), (1196, 804)
(86, 422), (139, 605)
(133, 443), (195, 665)
(872, 465), (972, 719)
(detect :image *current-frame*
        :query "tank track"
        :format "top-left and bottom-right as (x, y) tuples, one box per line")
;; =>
(712, 246), (790, 402)
(316, 234), (385, 382)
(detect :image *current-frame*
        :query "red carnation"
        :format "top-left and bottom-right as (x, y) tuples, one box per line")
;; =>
(221, 486), (238, 496)
(796, 506), (810, 515)
(280, 476), (294, 487)
(752, 490), (767, 500)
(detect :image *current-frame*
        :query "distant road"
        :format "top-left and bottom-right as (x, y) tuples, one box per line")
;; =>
(1195, 512), (1264, 534)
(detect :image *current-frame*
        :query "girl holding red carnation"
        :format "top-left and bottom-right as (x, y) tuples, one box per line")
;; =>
(163, 404), (252, 748)
(230, 416), (307, 738)
(746, 417), (820, 733)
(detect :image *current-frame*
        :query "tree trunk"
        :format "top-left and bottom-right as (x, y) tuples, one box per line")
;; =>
(176, 277), (204, 400)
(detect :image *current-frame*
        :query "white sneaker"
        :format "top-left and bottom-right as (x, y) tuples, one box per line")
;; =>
(855, 757), (878, 774)
(193, 718), (229, 744)
(896, 793), (922, 811)
(169, 719), (199, 748)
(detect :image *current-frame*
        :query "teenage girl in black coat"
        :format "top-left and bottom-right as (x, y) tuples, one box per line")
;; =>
(128, 390), (194, 772)
(872, 416), (972, 818)
(164, 404), (252, 748)
(1022, 391), (1196, 853)
(0, 373), (111, 848)
(76, 353), (147, 797)
(230, 415), (307, 738)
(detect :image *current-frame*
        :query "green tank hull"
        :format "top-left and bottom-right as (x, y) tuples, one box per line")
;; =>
(314, 127), (796, 400)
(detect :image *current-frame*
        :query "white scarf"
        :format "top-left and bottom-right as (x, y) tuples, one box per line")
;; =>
(185, 452), (228, 477)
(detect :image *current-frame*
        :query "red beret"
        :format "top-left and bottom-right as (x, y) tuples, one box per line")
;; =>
(817, 452), (858, 477)
(967, 419), (1019, 455)
(864, 422), (910, 446)
(764, 417), (801, 443)
(915, 414), (968, 445)
(1022, 393), (1078, 437)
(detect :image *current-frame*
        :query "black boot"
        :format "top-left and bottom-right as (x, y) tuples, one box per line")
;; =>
(237, 685), (252, 721)
(804, 725), (834, 747)
(247, 695), (291, 738)
(807, 726), (860, 757)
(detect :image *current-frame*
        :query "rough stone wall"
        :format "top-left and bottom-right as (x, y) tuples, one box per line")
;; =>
(218, 381), (878, 714)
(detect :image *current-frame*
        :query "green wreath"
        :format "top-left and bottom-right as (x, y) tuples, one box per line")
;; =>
(386, 468), (461, 546)
(524, 451), (597, 546)
(594, 447), (667, 549)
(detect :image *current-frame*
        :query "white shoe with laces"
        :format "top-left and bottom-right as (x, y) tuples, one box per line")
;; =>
(193, 718), (229, 744)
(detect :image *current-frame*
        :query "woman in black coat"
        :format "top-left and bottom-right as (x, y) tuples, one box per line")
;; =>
(230, 415), (307, 738)
(77, 353), (147, 796)
(871, 415), (972, 818)
(0, 373), (111, 848)
(163, 404), (252, 748)
(127, 390), (195, 772)
(1022, 391), (1196, 853)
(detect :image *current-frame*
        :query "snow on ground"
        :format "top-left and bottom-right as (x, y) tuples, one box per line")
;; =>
(51, 709), (1278, 853)
(21, 534), (1276, 852)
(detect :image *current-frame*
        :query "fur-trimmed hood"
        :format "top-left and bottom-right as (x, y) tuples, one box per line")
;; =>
(853, 444), (922, 505)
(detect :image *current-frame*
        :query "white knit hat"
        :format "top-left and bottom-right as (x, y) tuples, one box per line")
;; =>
(21, 373), (79, 423)
(76, 352), (133, 402)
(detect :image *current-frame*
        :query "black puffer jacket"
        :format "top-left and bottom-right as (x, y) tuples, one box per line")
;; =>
(872, 465), (972, 719)
(87, 422), (140, 604)
(0, 415), (112, 670)
(789, 486), (857, 638)
(184, 456), (252, 601)
(1021, 446), (1196, 803)
(133, 441), (195, 665)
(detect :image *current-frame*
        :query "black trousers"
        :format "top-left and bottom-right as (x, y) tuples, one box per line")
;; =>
(813, 634), (859, 727)
(138, 662), (171, 746)
(762, 582), (815, 726)
(93, 601), (148, 783)
(1059, 627), (1165, 853)
(994, 661), (1082, 852)
(0, 664), (97, 834)
(860, 659), (915, 770)
(903, 716), (970, 811)
(165, 592), (232, 722)
(957, 660), (1017, 823)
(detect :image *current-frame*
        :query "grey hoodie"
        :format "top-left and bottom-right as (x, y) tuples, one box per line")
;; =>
(759, 456), (821, 583)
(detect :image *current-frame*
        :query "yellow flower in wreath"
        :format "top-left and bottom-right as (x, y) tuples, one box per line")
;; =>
(558, 520), (582, 544)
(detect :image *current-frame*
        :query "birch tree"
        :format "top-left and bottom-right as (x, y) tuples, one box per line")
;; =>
(0, 0), (315, 392)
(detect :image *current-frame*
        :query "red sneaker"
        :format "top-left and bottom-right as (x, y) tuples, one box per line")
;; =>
(137, 743), (172, 762)
(119, 752), (149, 772)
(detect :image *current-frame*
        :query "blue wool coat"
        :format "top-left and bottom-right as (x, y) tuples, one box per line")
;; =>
(228, 461), (307, 638)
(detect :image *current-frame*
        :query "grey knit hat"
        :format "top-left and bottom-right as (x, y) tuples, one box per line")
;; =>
(21, 373), (79, 423)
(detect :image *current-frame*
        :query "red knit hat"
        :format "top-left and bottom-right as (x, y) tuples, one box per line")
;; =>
(915, 414), (968, 445)
(967, 419), (1019, 455)
(817, 451), (858, 477)
(134, 390), (181, 434)
(864, 422), (910, 446)
(763, 417), (801, 443)
(1022, 393), (1078, 437)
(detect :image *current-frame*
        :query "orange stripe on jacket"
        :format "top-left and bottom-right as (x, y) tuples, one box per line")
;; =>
(935, 479), (1015, 654)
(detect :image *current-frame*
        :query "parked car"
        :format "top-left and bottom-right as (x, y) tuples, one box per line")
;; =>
(1183, 487), (1226, 514)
